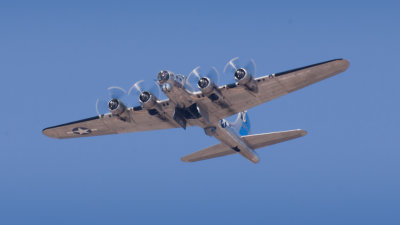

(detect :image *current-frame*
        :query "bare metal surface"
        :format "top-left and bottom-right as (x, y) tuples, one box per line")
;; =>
(43, 59), (348, 163)
(181, 129), (307, 162)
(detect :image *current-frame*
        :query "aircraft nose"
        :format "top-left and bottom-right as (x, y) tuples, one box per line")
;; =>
(157, 70), (170, 84)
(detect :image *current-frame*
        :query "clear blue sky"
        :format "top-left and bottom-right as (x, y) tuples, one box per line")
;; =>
(1, 0), (399, 224)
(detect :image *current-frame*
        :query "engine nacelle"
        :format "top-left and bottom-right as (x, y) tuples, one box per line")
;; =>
(108, 99), (127, 115)
(197, 77), (216, 95)
(234, 68), (258, 92)
(139, 91), (157, 108)
(196, 77), (227, 103)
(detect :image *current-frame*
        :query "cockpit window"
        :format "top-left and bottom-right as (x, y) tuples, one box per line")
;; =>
(157, 70), (170, 84)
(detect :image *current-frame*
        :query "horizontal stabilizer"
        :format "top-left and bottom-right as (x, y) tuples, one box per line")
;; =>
(181, 143), (236, 162)
(242, 129), (307, 149)
(181, 129), (306, 163)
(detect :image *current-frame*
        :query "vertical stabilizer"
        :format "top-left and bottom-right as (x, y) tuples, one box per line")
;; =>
(230, 111), (251, 136)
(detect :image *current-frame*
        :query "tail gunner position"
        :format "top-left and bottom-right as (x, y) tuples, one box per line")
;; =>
(43, 58), (350, 163)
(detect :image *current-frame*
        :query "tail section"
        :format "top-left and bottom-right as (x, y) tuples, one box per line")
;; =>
(181, 129), (307, 163)
(230, 111), (251, 136)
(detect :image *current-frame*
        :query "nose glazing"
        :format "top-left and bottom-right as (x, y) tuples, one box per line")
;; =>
(157, 70), (170, 84)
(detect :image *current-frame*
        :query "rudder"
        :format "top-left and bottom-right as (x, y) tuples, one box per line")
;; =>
(230, 111), (251, 136)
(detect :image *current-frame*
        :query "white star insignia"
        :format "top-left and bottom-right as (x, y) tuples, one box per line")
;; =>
(72, 127), (92, 135)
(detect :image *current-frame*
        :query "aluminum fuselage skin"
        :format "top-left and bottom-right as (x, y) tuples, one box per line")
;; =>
(212, 120), (259, 163)
(159, 74), (194, 108)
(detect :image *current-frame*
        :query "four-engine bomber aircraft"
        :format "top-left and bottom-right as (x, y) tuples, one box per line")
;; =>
(43, 58), (350, 163)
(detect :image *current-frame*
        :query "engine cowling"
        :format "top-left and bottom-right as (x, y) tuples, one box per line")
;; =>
(139, 91), (157, 108)
(196, 76), (227, 103)
(234, 68), (258, 92)
(197, 77), (216, 95)
(108, 99), (127, 115)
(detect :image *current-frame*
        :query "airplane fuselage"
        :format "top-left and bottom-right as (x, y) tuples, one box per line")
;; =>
(159, 73), (194, 108)
(211, 120), (259, 163)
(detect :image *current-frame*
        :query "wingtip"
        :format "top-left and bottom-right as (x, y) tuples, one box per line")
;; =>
(323, 58), (350, 73)
(181, 157), (191, 163)
(42, 127), (59, 139)
(332, 58), (350, 73)
(339, 58), (350, 71)
(299, 129), (307, 136)
(292, 129), (307, 137)
(42, 128), (50, 136)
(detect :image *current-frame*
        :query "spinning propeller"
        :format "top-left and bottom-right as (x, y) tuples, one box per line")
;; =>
(128, 80), (162, 108)
(95, 79), (163, 116)
(95, 86), (128, 116)
(224, 57), (258, 92)
(185, 57), (257, 92)
(185, 66), (220, 92)
(223, 57), (257, 81)
(95, 57), (256, 116)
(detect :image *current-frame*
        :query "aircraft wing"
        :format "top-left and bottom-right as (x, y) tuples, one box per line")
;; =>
(181, 142), (236, 162)
(198, 59), (349, 123)
(42, 107), (179, 139)
(242, 129), (307, 149)
(43, 59), (348, 139)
